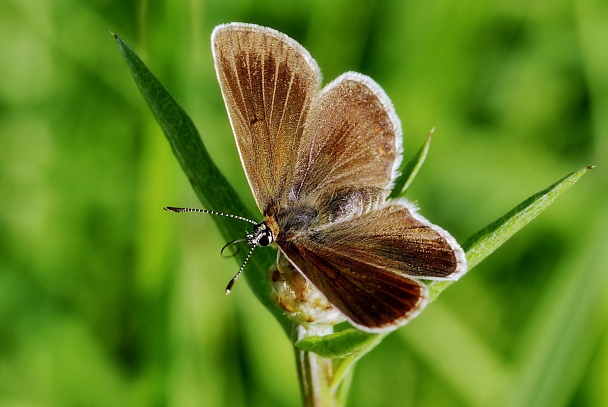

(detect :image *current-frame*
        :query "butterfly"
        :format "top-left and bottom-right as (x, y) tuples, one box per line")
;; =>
(167, 23), (467, 333)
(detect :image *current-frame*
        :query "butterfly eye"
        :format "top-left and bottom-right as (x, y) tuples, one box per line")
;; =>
(257, 231), (272, 247)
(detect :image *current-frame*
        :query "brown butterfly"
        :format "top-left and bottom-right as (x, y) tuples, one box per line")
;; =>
(167, 23), (467, 333)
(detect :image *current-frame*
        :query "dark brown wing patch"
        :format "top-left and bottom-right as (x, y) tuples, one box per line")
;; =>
(278, 238), (428, 331)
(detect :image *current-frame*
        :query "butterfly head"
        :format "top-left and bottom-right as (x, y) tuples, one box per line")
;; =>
(247, 222), (274, 247)
(222, 221), (275, 294)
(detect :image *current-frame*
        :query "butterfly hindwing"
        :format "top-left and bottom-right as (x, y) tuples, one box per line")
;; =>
(275, 201), (466, 331)
(279, 237), (428, 332)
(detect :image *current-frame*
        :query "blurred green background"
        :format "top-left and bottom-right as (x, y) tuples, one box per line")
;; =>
(1, 0), (607, 406)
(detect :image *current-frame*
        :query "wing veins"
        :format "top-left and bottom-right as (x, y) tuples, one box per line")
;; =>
(229, 43), (252, 130)
(295, 132), (317, 198)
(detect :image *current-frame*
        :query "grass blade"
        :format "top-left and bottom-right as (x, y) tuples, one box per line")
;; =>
(113, 33), (288, 332)
(505, 210), (608, 407)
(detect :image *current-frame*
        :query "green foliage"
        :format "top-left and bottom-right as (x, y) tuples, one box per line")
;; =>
(428, 165), (594, 298)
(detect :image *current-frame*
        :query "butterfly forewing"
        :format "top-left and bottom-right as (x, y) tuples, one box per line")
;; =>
(212, 24), (321, 213)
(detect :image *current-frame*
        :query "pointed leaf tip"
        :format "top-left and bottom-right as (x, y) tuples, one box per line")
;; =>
(389, 129), (433, 198)
(462, 165), (593, 269)
(427, 165), (593, 300)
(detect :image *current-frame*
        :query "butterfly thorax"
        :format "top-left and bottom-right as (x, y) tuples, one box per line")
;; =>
(265, 186), (388, 244)
(266, 204), (319, 241)
(318, 187), (388, 223)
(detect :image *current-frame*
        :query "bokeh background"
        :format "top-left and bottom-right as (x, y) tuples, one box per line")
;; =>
(2, 0), (607, 406)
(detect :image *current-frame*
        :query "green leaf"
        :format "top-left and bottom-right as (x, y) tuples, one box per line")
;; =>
(295, 328), (384, 359)
(112, 33), (289, 333)
(295, 329), (386, 390)
(428, 165), (594, 299)
(389, 129), (433, 198)
(463, 165), (594, 269)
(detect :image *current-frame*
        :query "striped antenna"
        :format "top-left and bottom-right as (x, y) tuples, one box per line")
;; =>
(165, 206), (267, 294)
(164, 206), (258, 224)
(225, 244), (256, 293)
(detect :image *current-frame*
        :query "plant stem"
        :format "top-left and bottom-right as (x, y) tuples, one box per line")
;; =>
(293, 323), (337, 407)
